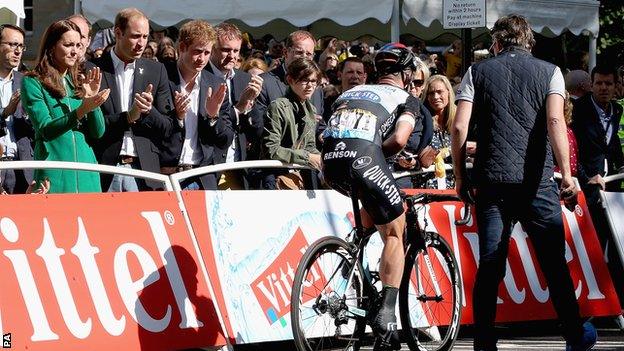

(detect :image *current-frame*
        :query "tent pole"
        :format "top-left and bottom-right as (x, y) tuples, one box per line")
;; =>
(391, 0), (400, 42)
(461, 28), (472, 76)
(589, 34), (597, 71)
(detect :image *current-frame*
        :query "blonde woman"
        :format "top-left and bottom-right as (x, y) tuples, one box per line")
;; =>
(419, 74), (457, 189)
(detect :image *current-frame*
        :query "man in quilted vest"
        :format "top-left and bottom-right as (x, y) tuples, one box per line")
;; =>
(451, 14), (597, 351)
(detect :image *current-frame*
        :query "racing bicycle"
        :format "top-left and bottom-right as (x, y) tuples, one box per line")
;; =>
(290, 186), (471, 351)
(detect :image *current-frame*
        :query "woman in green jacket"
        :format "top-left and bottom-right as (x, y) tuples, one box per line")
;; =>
(261, 58), (322, 189)
(21, 19), (110, 193)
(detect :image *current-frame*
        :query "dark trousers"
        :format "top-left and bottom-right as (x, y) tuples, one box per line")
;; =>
(472, 180), (583, 351)
(0, 168), (29, 194)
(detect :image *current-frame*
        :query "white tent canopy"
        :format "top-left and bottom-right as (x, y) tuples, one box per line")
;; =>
(0, 0), (26, 26)
(403, 0), (599, 37)
(83, 0), (394, 40)
(83, 0), (599, 39)
(82, 0), (600, 65)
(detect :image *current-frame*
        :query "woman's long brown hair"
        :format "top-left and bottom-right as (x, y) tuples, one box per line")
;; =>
(26, 19), (83, 99)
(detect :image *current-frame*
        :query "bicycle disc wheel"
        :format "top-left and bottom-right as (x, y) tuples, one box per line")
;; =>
(399, 232), (462, 351)
(291, 236), (373, 351)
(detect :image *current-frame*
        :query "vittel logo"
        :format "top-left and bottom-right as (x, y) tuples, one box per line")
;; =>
(251, 228), (326, 326)
(0, 212), (203, 342)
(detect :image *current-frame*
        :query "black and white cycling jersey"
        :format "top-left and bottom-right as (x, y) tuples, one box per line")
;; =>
(323, 84), (421, 146)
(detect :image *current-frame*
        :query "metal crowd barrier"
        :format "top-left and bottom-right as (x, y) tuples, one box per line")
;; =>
(0, 160), (173, 191)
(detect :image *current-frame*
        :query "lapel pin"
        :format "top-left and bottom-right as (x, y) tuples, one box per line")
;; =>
(138, 67), (144, 75)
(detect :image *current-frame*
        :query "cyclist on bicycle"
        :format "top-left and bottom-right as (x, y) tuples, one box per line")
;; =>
(321, 43), (424, 350)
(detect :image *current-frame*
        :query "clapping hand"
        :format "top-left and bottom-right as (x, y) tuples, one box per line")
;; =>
(236, 74), (263, 113)
(83, 67), (102, 99)
(26, 178), (51, 195)
(78, 67), (110, 119)
(174, 90), (191, 120)
(205, 83), (227, 119)
(2, 90), (21, 118)
(129, 84), (154, 123)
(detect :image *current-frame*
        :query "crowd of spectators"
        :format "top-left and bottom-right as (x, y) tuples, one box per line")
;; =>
(1, 9), (623, 196)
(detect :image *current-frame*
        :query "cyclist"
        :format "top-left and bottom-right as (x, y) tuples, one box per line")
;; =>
(321, 42), (424, 350)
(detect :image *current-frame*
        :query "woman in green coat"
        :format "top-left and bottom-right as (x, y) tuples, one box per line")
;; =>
(21, 19), (110, 193)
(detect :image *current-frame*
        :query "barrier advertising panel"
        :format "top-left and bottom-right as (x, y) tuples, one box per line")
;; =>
(183, 190), (355, 344)
(0, 192), (225, 351)
(184, 189), (620, 344)
(602, 191), (624, 267)
(2, 188), (620, 348)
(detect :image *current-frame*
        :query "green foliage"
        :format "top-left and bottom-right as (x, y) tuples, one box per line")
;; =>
(598, 0), (624, 65)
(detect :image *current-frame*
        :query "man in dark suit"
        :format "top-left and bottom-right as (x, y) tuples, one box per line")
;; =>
(572, 65), (624, 205)
(161, 20), (231, 190)
(204, 22), (263, 189)
(571, 65), (624, 307)
(0, 24), (33, 194)
(89, 8), (175, 191)
(251, 30), (324, 189)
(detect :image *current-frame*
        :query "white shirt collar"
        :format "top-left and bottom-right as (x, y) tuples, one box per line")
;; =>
(110, 48), (136, 71)
(590, 95), (613, 120)
(0, 69), (14, 83)
(178, 67), (201, 90)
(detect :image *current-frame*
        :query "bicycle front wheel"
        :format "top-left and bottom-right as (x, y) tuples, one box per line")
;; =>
(399, 232), (462, 351)
(291, 236), (372, 351)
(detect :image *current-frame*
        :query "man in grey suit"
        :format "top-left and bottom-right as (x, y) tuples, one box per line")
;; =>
(0, 24), (33, 194)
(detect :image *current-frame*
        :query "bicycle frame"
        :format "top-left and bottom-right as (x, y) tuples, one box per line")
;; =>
(342, 190), (470, 318)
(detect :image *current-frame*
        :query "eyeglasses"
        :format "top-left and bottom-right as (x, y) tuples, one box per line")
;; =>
(298, 78), (318, 87)
(410, 79), (424, 88)
(1, 42), (26, 52)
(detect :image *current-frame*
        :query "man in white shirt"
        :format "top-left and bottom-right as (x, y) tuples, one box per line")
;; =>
(204, 22), (263, 189)
(89, 8), (176, 191)
(0, 24), (33, 194)
(160, 20), (231, 190)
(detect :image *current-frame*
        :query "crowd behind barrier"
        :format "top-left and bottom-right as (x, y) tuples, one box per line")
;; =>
(1, 7), (624, 351)
(1, 12), (623, 194)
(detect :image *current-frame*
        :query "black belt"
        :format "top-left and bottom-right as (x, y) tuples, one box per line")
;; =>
(0, 156), (15, 161)
(120, 155), (137, 164)
(160, 164), (196, 175)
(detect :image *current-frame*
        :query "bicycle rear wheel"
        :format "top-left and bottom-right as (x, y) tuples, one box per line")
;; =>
(399, 232), (462, 351)
(291, 236), (374, 351)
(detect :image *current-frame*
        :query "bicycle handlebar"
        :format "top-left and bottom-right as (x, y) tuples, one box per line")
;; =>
(455, 204), (472, 226)
(406, 193), (472, 226)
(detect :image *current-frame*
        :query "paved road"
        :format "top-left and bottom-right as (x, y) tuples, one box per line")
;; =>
(233, 320), (624, 351)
